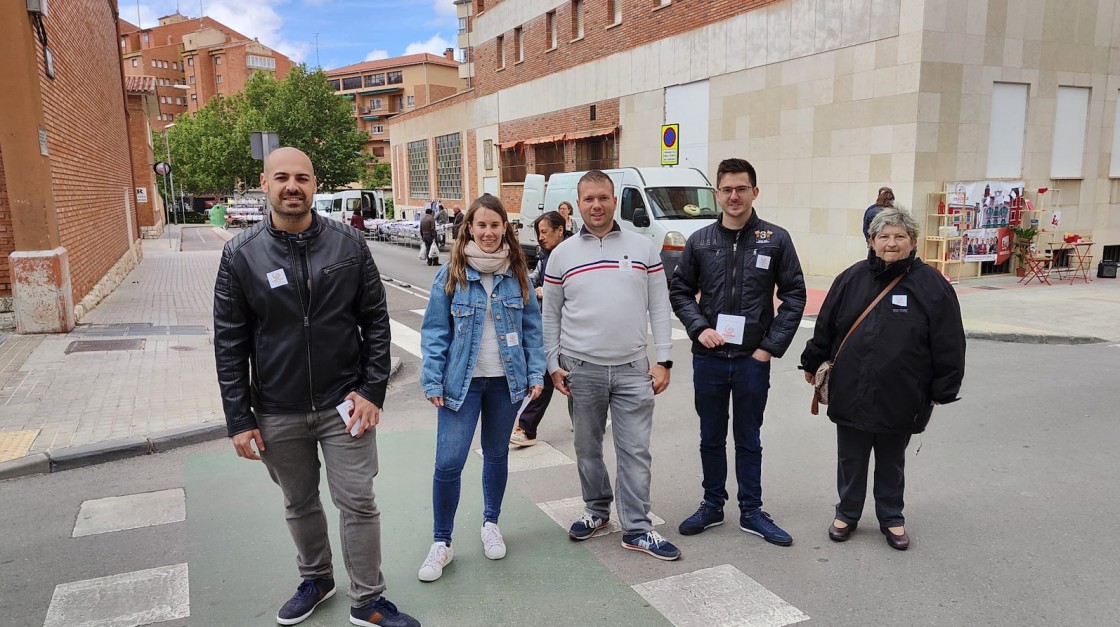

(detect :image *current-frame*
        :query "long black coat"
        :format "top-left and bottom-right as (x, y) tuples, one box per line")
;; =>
(800, 252), (965, 434)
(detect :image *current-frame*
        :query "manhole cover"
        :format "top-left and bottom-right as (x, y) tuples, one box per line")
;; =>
(65, 339), (145, 354)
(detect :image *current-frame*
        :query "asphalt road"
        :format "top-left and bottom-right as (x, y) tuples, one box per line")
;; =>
(3, 241), (1118, 626)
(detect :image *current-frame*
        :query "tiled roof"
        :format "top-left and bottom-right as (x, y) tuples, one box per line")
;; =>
(124, 75), (157, 94)
(326, 53), (458, 76)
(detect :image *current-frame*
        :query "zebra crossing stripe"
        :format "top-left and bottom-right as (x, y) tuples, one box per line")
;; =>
(43, 563), (190, 627)
(390, 319), (424, 358)
(632, 564), (809, 627)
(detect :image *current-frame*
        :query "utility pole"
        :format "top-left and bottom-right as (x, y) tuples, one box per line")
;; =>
(315, 33), (320, 69)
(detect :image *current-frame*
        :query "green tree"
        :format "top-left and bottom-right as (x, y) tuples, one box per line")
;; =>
(361, 161), (392, 189)
(168, 65), (367, 195)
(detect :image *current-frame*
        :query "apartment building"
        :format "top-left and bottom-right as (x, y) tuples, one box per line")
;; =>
(392, 0), (1120, 277)
(326, 53), (464, 162)
(119, 13), (291, 130)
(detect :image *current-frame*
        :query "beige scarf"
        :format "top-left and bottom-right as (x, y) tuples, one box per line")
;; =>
(464, 240), (510, 275)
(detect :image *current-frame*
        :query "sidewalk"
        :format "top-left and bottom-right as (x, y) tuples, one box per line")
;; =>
(1, 231), (1117, 480)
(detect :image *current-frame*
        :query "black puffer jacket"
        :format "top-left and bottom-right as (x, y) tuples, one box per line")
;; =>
(800, 251), (966, 434)
(670, 211), (806, 358)
(214, 212), (392, 437)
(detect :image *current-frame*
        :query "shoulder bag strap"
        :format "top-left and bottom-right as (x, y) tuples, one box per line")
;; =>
(834, 273), (904, 359)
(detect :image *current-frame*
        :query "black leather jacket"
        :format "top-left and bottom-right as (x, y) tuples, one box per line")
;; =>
(214, 212), (392, 437)
(669, 211), (806, 359)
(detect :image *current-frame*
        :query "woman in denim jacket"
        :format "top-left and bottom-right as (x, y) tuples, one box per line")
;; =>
(418, 194), (545, 582)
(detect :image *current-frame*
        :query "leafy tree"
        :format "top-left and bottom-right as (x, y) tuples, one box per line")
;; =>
(361, 161), (392, 189)
(168, 65), (367, 195)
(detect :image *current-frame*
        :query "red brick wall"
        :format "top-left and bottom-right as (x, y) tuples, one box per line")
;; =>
(0, 146), (12, 296)
(473, 0), (779, 96)
(39, 0), (137, 304)
(126, 94), (161, 229)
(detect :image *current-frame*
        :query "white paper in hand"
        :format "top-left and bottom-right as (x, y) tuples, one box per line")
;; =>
(336, 399), (361, 436)
(715, 313), (746, 345)
(514, 394), (534, 420)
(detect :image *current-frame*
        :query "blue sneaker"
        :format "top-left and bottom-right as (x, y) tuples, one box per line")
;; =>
(350, 597), (420, 627)
(678, 502), (724, 536)
(277, 577), (335, 625)
(621, 530), (681, 560)
(740, 510), (793, 546)
(568, 512), (609, 540)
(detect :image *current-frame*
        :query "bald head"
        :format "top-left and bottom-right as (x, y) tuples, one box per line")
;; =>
(262, 147), (316, 226)
(263, 147), (314, 177)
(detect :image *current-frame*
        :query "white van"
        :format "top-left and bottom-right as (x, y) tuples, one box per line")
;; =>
(313, 193), (341, 222)
(331, 189), (387, 222)
(519, 167), (719, 276)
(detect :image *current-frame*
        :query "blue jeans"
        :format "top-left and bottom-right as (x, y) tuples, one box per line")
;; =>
(693, 354), (770, 513)
(432, 377), (517, 544)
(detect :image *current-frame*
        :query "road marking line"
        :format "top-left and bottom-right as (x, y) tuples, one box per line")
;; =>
(43, 563), (190, 627)
(475, 441), (574, 472)
(799, 320), (815, 329)
(384, 278), (430, 300)
(632, 563), (809, 627)
(390, 319), (423, 358)
(411, 309), (426, 316)
(536, 496), (665, 536)
(73, 488), (186, 537)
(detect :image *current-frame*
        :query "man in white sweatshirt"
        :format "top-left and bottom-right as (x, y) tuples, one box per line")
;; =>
(541, 169), (680, 561)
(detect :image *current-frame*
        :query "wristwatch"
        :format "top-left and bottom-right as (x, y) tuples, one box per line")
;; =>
(657, 361), (673, 369)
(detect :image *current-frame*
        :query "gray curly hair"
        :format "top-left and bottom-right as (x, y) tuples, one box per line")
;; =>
(869, 207), (919, 241)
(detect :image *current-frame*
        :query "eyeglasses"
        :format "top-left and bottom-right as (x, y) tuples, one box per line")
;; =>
(718, 186), (754, 196)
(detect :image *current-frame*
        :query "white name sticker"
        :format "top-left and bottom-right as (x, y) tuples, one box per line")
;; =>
(756, 254), (771, 270)
(892, 295), (908, 307)
(619, 258), (633, 272)
(715, 313), (746, 345)
(266, 269), (288, 289)
(506, 332), (520, 347)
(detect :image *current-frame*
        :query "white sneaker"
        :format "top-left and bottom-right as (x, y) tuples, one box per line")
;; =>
(418, 541), (453, 582)
(481, 522), (507, 560)
(509, 427), (537, 447)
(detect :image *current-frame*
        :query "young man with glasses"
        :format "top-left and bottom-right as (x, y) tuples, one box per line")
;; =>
(668, 158), (806, 546)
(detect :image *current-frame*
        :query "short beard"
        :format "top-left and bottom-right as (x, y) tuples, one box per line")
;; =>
(270, 195), (309, 219)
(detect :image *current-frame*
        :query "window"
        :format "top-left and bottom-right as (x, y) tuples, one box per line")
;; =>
(1111, 93), (1120, 177)
(215, 56), (222, 65)
(496, 35), (505, 69)
(458, 17), (468, 34)
(987, 83), (1028, 179)
(131, 58), (139, 68)
(514, 27), (524, 63)
(172, 62), (177, 70)
(370, 98), (382, 109)
(371, 125), (384, 134)
(408, 140), (430, 198)
(143, 33), (149, 43)
(575, 135), (615, 170)
(546, 11), (557, 49)
(247, 55), (276, 70)
(342, 76), (362, 90)
(188, 57), (194, 66)
(328, 79), (341, 90)
(191, 94), (197, 102)
(534, 142), (566, 179)
(656, 0), (671, 6)
(608, 0), (622, 24)
(460, 47), (471, 63)
(364, 73), (385, 87)
(571, 0), (584, 39)
(189, 75), (195, 84)
(436, 133), (463, 199)
(162, 61), (168, 68)
(151, 59), (158, 67)
(1052, 86), (1090, 178)
(387, 71), (403, 84)
(120, 38), (126, 48)
(501, 146), (527, 183)
(407, 95), (415, 107)
(352, 103), (358, 115)
(216, 74), (223, 84)
(396, 95), (404, 110)
(620, 188), (645, 221)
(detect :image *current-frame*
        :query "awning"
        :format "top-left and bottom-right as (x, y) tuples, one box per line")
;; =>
(498, 127), (617, 149)
(358, 87), (401, 96)
(361, 115), (380, 121)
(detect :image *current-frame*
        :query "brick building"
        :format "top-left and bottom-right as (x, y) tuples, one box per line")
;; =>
(1, 0), (145, 333)
(326, 53), (464, 164)
(119, 13), (292, 131)
(393, 0), (1120, 277)
(124, 76), (166, 239)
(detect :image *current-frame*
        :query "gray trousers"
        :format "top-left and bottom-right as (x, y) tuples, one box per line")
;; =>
(257, 408), (386, 606)
(561, 354), (655, 535)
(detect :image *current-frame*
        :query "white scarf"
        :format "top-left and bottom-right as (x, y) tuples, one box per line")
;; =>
(464, 240), (510, 275)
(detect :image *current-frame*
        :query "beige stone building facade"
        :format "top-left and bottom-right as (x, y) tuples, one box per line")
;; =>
(392, 0), (1120, 276)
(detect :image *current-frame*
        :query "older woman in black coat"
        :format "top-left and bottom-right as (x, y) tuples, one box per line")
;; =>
(800, 208), (965, 550)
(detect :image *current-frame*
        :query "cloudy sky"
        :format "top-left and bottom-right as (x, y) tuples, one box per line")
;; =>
(123, 0), (459, 69)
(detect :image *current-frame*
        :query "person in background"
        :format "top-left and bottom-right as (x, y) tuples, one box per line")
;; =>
(862, 186), (895, 242)
(436, 203), (449, 246)
(420, 207), (438, 266)
(800, 208), (965, 551)
(418, 194), (545, 582)
(510, 211), (571, 447)
(451, 205), (465, 240)
(350, 208), (367, 232)
(557, 201), (577, 236)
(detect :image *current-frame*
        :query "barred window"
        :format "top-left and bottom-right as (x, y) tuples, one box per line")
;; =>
(436, 133), (462, 200)
(365, 73), (385, 87)
(501, 146), (527, 183)
(534, 142), (566, 179)
(387, 71), (403, 84)
(408, 140), (430, 198)
(328, 79), (341, 90)
(341, 76), (362, 90)
(575, 135), (615, 170)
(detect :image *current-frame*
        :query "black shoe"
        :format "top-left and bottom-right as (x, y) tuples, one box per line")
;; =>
(277, 577), (335, 625)
(881, 526), (910, 551)
(828, 520), (856, 542)
(350, 597), (421, 627)
(678, 502), (724, 536)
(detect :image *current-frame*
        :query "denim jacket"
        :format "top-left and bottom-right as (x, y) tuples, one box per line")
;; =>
(421, 264), (546, 411)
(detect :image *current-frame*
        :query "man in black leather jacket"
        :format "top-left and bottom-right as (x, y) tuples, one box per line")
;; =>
(669, 158), (806, 547)
(213, 147), (418, 627)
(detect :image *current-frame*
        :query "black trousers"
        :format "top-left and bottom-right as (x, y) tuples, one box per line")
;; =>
(517, 375), (575, 438)
(835, 424), (911, 528)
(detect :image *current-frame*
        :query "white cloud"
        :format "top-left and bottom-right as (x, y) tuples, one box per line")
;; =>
(404, 34), (453, 56)
(365, 50), (390, 62)
(195, 0), (311, 62)
(125, 3), (160, 28)
(433, 0), (456, 18)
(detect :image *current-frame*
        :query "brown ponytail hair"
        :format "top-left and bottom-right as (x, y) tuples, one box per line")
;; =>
(445, 194), (531, 300)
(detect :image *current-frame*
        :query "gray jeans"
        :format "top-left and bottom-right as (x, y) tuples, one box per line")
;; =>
(561, 354), (655, 534)
(256, 408), (385, 606)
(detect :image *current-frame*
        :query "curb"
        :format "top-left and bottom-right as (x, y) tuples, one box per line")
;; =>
(0, 356), (404, 482)
(964, 330), (1107, 345)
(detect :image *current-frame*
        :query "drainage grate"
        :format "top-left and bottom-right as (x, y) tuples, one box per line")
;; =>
(65, 339), (146, 354)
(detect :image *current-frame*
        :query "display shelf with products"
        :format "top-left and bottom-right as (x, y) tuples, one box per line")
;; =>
(924, 192), (964, 284)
